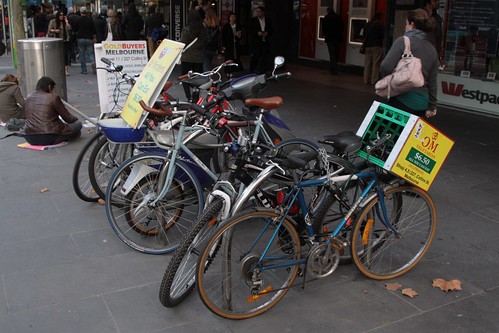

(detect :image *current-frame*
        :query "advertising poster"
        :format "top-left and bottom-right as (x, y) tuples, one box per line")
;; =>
(94, 41), (149, 114)
(120, 39), (184, 128)
(390, 119), (455, 191)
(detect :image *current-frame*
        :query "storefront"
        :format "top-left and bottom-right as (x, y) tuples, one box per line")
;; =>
(298, 0), (499, 115)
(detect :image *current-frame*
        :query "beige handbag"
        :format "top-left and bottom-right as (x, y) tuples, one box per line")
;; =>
(375, 36), (425, 99)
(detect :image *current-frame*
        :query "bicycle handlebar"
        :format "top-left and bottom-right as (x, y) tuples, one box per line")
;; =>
(139, 100), (210, 119)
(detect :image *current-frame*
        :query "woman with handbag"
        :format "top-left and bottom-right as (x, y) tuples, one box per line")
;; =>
(48, 11), (72, 75)
(379, 9), (439, 118)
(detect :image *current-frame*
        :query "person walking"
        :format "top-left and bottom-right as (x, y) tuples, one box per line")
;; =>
(203, 7), (221, 72)
(121, 3), (144, 40)
(424, 0), (444, 66)
(73, 6), (96, 74)
(322, 6), (343, 74)
(249, 6), (273, 74)
(66, 7), (79, 63)
(23, 76), (82, 145)
(180, 10), (207, 100)
(379, 9), (439, 118)
(48, 11), (72, 75)
(108, 10), (123, 41)
(222, 13), (243, 77)
(362, 12), (384, 85)
(94, 9), (108, 43)
(145, 5), (164, 56)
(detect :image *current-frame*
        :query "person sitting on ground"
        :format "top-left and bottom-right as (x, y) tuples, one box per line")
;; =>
(0, 74), (25, 124)
(24, 76), (82, 145)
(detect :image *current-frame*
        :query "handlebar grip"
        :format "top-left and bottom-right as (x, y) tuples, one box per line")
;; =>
(266, 72), (292, 82)
(101, 57), (112, 65)
(139, 100), (173, 117)
(189, 103), (210, 118)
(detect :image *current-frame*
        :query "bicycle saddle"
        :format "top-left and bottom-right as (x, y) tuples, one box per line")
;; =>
(320, 131), (362, 154)
(182, 76), (212, 90)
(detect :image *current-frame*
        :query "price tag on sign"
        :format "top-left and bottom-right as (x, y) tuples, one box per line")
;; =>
(390, 118), (454, 191)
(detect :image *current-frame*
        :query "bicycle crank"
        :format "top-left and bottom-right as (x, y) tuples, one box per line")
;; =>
(306, 243), (340, 279)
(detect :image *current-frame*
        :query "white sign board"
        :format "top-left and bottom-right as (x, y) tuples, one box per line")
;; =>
(94, 41), (149, 114)
(437, 73), (499, 116)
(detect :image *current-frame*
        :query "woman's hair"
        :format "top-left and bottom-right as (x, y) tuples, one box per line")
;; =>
(204, 8), (219, 28)
(1, 74), (19, 85)
(407, 8), (436, 33)
(55, 10), (65, 21)
(148, 5), (156, 15)
(36, 76), (56, 93)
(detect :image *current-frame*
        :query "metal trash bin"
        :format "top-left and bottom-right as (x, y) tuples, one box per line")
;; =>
(17, 38), (67, 101)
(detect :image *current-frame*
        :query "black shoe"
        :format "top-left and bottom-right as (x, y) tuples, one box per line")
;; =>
(81, 71), (87, 74)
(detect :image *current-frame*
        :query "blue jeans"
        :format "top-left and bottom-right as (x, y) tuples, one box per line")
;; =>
(76, 38), (95, 73)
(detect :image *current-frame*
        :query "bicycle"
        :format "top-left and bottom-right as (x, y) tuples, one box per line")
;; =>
(158, 125), (357, 307)
(71, 58), (138, 202)
(104, 89), (319, 255)
(195, 135), (437, 319)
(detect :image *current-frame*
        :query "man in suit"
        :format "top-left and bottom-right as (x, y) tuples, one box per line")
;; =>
(249, 6), (273, 74)
(323, 6), (343, 74)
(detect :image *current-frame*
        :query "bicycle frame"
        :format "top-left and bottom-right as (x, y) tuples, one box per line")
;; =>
(245, 168), (402, 272)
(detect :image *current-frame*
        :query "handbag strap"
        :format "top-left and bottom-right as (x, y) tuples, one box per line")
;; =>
(403, 36), (413, 57)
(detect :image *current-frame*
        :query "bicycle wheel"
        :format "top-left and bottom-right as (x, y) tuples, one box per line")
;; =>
(105, 152), (204, 254)
(350, 185), (437, 280)
(197, 208), (301, 319)
(72, 132), (103, 202)
(88, 136), (134, 199)
(159, 197), (224, 307)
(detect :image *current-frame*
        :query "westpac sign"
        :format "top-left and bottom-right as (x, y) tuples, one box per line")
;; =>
(438, 74), (499, 115)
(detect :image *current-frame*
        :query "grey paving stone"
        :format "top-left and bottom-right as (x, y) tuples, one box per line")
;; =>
(3, 252), (167, 313)
(0, 296), (118, 333)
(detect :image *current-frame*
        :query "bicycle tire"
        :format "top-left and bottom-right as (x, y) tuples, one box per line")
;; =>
(197, 208), (301, 319)
(159, 197), (224, 307)
(72, 132), (103, 202)
(350, 185), (437, 280)
(88, 136), (134, 199)
(105, 152), (204, 254)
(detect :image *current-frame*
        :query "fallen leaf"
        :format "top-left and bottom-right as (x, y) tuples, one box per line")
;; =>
(85, 80), (93, 84)
(401, 288), (418, 298)
(72, 104), (81, 109)
(39, 187), (49, 193)
(87, 128), (94, 134)
(98, 198), (105, 205)
(385, 283), (402, 291)
(432, 278), (462, 292)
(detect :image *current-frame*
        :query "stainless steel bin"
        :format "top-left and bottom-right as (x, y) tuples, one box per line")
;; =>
(17, 38), (67, 101)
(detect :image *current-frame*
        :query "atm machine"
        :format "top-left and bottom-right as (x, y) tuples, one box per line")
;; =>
(345, 0), (375, 66)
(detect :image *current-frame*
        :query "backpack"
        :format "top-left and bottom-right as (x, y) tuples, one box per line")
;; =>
(151, 26), (168, 44)
(6, 118), (25, 132)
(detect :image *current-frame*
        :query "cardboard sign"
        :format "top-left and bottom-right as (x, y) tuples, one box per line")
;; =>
(94, 41), (149, 114)
(357, 102), (454, 191)
(120, 39), (184, 128)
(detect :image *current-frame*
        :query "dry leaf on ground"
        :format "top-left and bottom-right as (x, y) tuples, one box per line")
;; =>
(98, 198), (105, 205)
(432, 278), (462, 292)
(72, 104), (81, 109)
(85, 80), (93, 84)
(401, 288), (418, 298)
(39, 187), (49, 193)
(385, 283), (402, 291)
(87, 128), (94, 134)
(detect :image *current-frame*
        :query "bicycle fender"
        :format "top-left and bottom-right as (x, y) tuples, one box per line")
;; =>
(120, 160), (164, 196)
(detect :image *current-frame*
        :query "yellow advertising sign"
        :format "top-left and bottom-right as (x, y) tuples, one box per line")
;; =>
(121, 39), (185, 128)
(390, 118), (455, 191)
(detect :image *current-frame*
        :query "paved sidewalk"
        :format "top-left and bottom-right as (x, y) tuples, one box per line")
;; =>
(1, 52), (499, 333)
